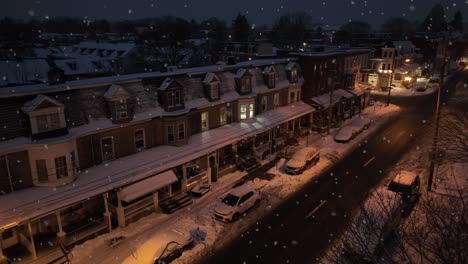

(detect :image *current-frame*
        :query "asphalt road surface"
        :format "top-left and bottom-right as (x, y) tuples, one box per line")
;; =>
(196, 71), (466, 264)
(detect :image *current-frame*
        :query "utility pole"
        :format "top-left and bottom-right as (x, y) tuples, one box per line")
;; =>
(427, 58), (446, 192)
(327, 70), (336, 135)
(386, 55), (395, 106)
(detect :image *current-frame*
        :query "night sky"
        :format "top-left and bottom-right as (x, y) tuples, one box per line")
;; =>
(2, 0), (467, 28)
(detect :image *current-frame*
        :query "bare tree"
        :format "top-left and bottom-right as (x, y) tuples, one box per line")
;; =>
(437, 109), (468, 163)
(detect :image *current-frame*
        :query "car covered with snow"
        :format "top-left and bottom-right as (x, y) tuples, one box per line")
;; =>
(285, 147), (320, 175)
(213, 182), (261, 222)
(334, 116), (372, 143)
(122, 229), (193, 264)
(387, 170), (420, 214)
(334, 126), (361, 143)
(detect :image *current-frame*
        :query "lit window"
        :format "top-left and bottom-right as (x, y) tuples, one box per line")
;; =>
(134, 129), (145, 150)
(249, 103), (254, 118)
(290, 69), (298, 83)
(168, 90), (182, 109)
(201, 112), (209, 131)
(240, 104), (248, 120)
(54, 156), (68, 178)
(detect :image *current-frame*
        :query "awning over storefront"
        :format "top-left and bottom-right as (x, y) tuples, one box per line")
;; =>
(119, 170), (178, 202)
(310, 89), (355, 109)
(347, 83), (374, 96)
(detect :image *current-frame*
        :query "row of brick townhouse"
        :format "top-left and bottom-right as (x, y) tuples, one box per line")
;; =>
(0, 58), (315, 263)
(295, 47), (373, 131)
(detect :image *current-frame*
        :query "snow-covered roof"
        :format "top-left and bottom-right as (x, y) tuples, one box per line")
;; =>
(103, 84), (130, 100)
(0, 101), (314, 228)
(285, 62), (297, 71)
(263, 65), (275, 73)
(21, 94), (63, 113)
(392, 170), (418, 186)
(0, 59), (49, 86)
(203, 72), (220, 83)
(0, 58), (296, 98)
(54, 58), (113, 75)
(310, 89), (355, 109)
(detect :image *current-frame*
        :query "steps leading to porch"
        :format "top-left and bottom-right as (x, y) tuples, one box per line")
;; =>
(159, 193), (193, 214)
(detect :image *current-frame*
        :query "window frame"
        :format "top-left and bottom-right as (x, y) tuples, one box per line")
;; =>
(54, 155), (68, 179)
(178, 123), (185, 140)
(220, 106), (227, 125)
(274, 93), (280, 108)
(201, 112), (209, 131)
(167, 124), (175, 143)
(210, 82), (220, 100)
(134, 129), (146, 150)
(261, 96), (268, 112)
(101, 136), (115, 161)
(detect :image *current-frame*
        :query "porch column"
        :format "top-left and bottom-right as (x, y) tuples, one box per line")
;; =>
(181, 164), (188, 192)
(152, 191), (160, 212)
(205, 156), (212, 185)
(27, 223), (37, 259)
(0, 231), (7, 264)
(233, 143), (238, 164)
(116, 192), (126, 228)
(56, 212), (66, 238)
(103, 193), (112, 233)
(268, 130), (273, 155)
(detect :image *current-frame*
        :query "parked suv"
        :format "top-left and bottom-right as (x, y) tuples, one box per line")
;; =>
(387, 170), (420, 216)
(213, 182), (261, 222)
(285, 147), (320, 175)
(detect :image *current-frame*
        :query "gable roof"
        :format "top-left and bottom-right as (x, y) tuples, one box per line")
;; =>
(285, 62), (297, 71)
(158, 77), (183, 91)
(104, 84), (130, 100)
(263, 65), (276, 74)
(21, 94), (64, 113)
(236, 68), (252, 78)
(203, 72), (220, 83)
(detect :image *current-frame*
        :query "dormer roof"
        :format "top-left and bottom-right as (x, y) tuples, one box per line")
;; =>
(158, 77), (183, 91)
(203, 72), (220, 84)
(263, 65), (276, 74)
(285, 62), (297, 71)
(236, 68), (252, 78)
(104, 84), (130, 101)
(22, 94), (64, 113)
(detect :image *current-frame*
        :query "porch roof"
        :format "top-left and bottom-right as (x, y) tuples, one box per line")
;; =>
(118, 170), (178, 203)
(310, 89), (355, 109)
(0, 101), (314, 229)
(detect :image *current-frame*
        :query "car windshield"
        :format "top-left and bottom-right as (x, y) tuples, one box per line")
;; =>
(222, 194), (240, 206)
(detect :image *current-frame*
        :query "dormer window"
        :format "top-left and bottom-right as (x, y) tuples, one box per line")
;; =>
(203, 73), (221, 101)
(285, 62), (299, 83)
(104, 84), (131, 124)
(158, 78), (185, 112)
(263, 66), (276, 88)
(235, 68), (253, 95)
(22, 94), (67, 140)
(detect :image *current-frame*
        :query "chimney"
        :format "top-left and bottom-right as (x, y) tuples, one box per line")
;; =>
(227, 56), (237, 65)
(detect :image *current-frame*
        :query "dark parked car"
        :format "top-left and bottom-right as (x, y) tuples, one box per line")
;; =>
(237, 154), (260, 172)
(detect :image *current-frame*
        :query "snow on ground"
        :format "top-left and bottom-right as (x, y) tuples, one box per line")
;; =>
(70, 102), (400, 264)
